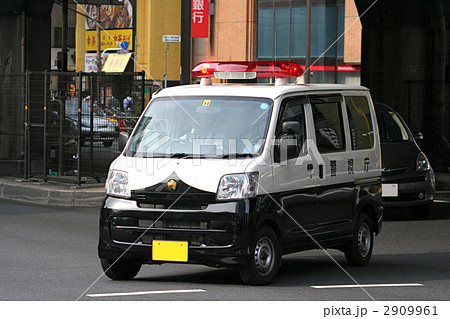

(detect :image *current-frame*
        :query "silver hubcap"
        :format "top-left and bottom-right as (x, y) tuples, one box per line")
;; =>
(358, 223), (372, 258)
(254, 236), (275, 276)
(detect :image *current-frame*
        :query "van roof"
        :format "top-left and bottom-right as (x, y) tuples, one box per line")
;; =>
(156, 83), (369, 100)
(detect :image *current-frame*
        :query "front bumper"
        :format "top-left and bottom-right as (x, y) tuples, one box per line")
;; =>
(98, 196), (253, 268)
(382, 171), (435, 208)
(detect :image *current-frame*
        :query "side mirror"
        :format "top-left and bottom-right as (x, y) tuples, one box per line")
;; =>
(274, 121), (301, 163)
(118, 131), (129, 151)
(282, 121), (301, 135)
(413, 131), (423, 141)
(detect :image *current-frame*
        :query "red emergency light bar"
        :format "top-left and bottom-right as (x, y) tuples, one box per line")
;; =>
(191, 61), (304, 78)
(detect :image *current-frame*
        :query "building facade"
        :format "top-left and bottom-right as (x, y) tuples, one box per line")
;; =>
(73, 0), (361, 85)
(75, 0), (181, 86)
(206, 0), (362, 84)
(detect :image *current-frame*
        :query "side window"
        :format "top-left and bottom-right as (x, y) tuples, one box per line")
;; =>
(275, 99), (306, 159)
(345, 96), (374, 150)
(312, 101), (346, 153)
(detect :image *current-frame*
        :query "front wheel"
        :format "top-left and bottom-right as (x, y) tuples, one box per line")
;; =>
(344, 213), (373, 266)
(100, 258), (141, 280)
(239, 226), (281, 285)
(412, 204), (431, 219)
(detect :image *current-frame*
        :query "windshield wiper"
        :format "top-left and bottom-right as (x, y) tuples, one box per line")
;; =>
(214, 153), (255, 159)
(170, 153), (190, 158)
(141, 153), (208, 159)
(169, 153), (209, 159)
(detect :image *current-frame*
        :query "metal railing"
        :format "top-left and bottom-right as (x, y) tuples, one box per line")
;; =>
(0, 70), (147, 185)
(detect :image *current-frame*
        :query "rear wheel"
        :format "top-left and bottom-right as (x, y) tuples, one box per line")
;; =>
(100, 258), (141, 280)
(345, 213), (373, 266)
(239, 226), (281, 285)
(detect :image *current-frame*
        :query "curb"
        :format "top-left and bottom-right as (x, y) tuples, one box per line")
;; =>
(1, 173), (450, 208)
(0, 178), (105, 207)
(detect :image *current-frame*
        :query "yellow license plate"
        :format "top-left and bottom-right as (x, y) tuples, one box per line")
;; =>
(152, 240), (188, 262)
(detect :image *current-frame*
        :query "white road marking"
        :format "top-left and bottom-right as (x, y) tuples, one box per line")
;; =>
(86, 289), (206, 298)
(311, 283), (423, 289)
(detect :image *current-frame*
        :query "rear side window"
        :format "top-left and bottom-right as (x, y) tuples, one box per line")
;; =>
(312, 101), (346, 153)
(345, 96), (374, 150)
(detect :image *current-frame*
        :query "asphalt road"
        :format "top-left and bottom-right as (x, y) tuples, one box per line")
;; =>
(0, 198), (449, 301)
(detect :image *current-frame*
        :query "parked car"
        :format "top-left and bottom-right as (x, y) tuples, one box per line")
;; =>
(65, 100), (117, 147)
(375, 102), (435, 217)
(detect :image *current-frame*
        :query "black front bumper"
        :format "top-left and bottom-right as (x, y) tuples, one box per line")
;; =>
(382, 171), (435, 208)
(98, 196), (253, 268)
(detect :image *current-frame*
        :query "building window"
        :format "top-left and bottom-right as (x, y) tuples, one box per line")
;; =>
(258, 8), (273, 58)
(275, 7), (290, 57)
(257, 1), (344, 59)
(53, 27), (75, 48)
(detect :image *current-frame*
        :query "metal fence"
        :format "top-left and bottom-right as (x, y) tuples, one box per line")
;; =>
(0, 71), (147, 185)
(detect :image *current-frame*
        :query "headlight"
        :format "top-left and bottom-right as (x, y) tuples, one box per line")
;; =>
(216, 172), (258, 201)
(416, 152), (431, 172)
(106, 170), (130, 198)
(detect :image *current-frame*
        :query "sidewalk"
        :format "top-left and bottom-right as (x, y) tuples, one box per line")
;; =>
(0, 172), (449, 208)
(0, 176), (105, 207)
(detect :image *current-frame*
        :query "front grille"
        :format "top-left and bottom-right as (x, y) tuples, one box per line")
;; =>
(137, 202), (208, 210)
(131, 179), (217, 209)
(111, 216), (235, 247)
(139, 219), (208, 230)
(384, 192), (426, 202)
(393, 176), (426, 184)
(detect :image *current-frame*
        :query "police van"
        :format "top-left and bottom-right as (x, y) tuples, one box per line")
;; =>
(99, 61), (383, 285)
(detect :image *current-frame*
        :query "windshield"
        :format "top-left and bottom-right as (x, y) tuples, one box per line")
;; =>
(377, 111), (411, 143)
(124, 96), (273, 158)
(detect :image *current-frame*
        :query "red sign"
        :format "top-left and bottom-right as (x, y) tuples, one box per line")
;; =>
(191, 0), (209, 38)
(300, 65), (361, 72)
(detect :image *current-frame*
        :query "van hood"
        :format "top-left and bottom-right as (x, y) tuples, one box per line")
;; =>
(110, 155), (256, 193)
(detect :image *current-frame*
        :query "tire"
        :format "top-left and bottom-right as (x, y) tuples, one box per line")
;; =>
(345, 213), (373, 267)
(100, 258), (141, 280)
(103, 140), (113, 147)
(239, 226), (281, 285)
(412, 204), (431, 219)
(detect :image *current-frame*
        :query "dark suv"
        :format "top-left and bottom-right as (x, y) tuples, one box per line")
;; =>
(375, 102), (435, 217)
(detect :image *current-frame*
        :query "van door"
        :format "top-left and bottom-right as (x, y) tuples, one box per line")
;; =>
(309, 94), (355, 239)
(272, 97), (318, 246)
(344, 94), (379, 183)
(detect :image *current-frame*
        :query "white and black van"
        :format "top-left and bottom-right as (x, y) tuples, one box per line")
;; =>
(99, 61), (383, 285)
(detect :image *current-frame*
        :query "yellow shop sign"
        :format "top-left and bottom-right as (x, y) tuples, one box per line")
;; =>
(85, 29), (133, 51)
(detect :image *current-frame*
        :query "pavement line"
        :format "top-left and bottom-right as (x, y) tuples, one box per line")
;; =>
(311, 283), (423, 289)
(86, 289), (206, 298)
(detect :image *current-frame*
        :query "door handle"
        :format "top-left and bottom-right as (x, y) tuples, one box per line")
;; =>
(319, 164), (324, 179)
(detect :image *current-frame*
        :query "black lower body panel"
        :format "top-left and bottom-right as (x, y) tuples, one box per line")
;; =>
(98, 196), (251, 268)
